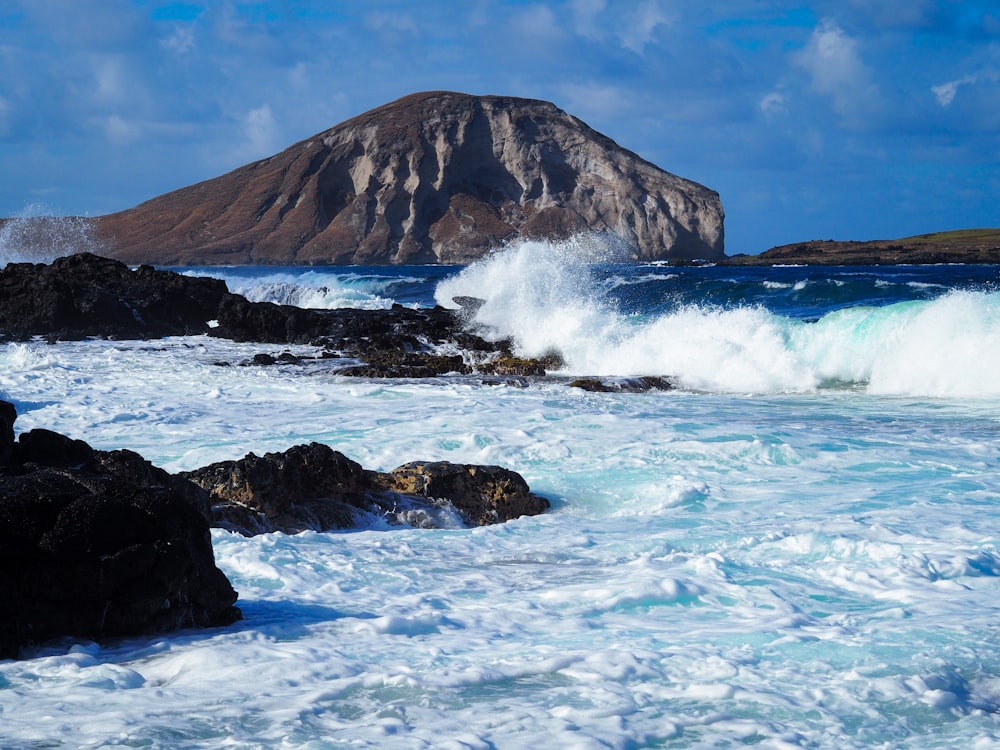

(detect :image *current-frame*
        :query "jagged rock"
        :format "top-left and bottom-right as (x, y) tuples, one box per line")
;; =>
(0, 253), (229, 341)
(0, 402), (240, 659)
(0, 254), (560, 377)
(379, 461), (550, 527)
(568, 376), (674, 393)
(183, 442), (550, 535)
(0, 400), (16, 467)
(95, 91), (725, 265)
(182, 443), (368, 534)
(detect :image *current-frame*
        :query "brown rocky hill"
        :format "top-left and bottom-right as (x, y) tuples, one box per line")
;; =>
(725, 228), (1000, 265)
(93, 92), (724, 266)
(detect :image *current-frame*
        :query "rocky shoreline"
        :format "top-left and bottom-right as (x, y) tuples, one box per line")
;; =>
(0, 397), (550, 659)
(0, 254), (577, 658)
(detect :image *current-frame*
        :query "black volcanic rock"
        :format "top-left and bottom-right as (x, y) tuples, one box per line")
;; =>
(0, 402), (240, 659)
(183, 442), (550, 534)
(0, 253), (229, 341)
(95, 91), (724, 265)
(0, 253), (561, 377)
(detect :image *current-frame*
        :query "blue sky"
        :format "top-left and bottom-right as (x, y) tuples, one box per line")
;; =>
(0, 1), (997, 254)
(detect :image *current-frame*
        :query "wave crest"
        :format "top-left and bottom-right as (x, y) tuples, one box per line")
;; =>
(434, 235), (1000, 397)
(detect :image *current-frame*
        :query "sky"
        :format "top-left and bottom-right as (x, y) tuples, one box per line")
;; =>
(0, 1), (997, 255)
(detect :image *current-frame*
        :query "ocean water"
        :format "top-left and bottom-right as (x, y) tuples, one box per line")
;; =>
(2, 235), (1000, 748)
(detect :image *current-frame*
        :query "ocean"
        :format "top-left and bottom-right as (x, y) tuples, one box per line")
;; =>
(2, 236), (1000, 748)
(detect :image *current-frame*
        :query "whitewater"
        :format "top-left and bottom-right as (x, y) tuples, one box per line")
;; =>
(2, 233), (1000, 748)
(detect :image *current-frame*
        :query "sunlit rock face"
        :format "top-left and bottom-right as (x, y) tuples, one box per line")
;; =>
(96, 92), (725, 265)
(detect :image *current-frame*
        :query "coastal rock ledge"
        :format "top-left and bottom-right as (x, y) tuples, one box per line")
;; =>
(96, 91), (724, 265)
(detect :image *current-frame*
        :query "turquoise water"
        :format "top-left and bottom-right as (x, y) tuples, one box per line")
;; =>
(2, 237), (1000, 748)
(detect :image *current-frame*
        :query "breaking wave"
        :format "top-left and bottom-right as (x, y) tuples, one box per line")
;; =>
(435, 235), (1000, 397)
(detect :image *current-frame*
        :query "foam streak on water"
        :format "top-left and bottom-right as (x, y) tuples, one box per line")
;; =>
(2, 237), (1000, 748)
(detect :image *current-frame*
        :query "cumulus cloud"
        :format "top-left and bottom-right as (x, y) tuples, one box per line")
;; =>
(511, 4), (562, 40)
(242, 105), (279, 158)
(161, 25), (196, 55)
(570, 0), (606, 40)
(793, 19), (881, 125)
(101, 114), (140, 145)
(92, 55), (130, 104)
(364, 11), (420, 35)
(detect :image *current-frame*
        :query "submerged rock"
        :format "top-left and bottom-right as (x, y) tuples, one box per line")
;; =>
(183, 442), (550, 535)
(0, 402), (240, 660)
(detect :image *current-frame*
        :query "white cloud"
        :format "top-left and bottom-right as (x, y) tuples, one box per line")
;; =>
(932, 75), (978, 107)
(0, 95), (9, 136)
(511, 4), (562, 40)
(557, 81), (635, 122)
(92, 55), (129, 103)
(161, 25), (195, 55)
(759, 90), (787, 115)
(364, 11), (420, 35)
(101, 114), (140, 145)
(619, 0), (670, 54)
(793, 20), (880, 124)
(243, 105), (279, 158)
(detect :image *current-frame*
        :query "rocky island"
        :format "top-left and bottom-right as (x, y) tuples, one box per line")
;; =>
(724, 228), (1000, 266)
(94, 91), (725, 266)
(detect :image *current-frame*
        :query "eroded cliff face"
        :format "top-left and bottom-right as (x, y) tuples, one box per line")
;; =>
(96, 92), (724, 265)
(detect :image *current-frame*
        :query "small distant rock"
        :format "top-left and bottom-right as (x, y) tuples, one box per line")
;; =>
(569, 376), (674, 393)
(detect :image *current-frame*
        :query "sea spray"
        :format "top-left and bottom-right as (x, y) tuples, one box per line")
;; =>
(184, 267), (445, 310)
(434, 236), (1000, 396)
(0, 204), (103, 267)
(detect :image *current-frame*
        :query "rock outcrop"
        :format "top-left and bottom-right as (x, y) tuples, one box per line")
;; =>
(183, 442), (550, 535)
(0, 252), (228, 341)
(0, 252), (561, 378)
(0, 402), (241, 659)
(95, 91), (724, 265)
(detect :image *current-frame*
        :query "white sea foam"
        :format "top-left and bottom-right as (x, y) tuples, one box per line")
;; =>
(3, 249), (1000, 747)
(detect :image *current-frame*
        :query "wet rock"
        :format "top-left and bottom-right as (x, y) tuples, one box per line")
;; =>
(569, 376), (674, 393)
(380, 461), (550, 527)
(0, 253), (230, 341)
(183, 442), (550, 535)
(0, 406), (240, 660)
(182, 443), (368, 534)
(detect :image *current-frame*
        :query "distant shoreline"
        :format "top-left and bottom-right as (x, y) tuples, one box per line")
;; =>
(722, 228), (1000, 266)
